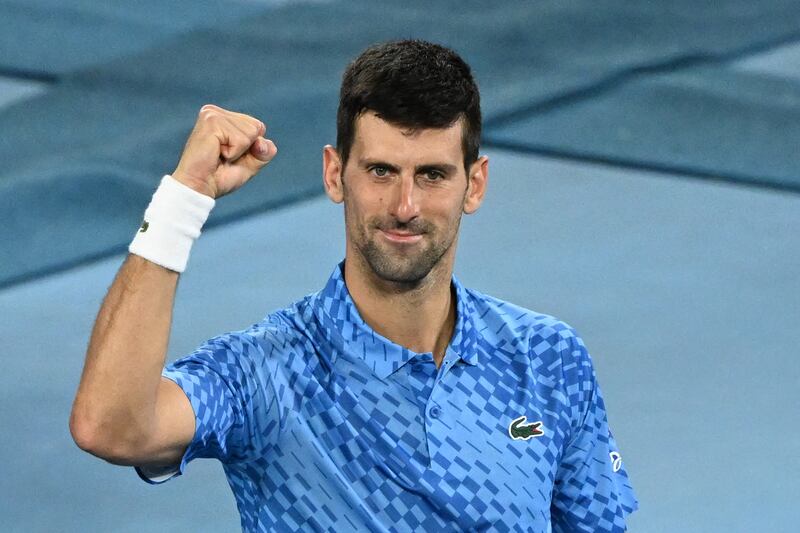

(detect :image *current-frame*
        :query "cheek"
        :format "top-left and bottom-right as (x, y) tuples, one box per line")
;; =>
(344, 193), (379, 228)
(361, 195), (387, 220)
(441, 201), (467, 233)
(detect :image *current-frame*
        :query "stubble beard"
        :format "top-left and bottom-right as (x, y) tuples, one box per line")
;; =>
(342, 178), (467, 287)
(353, 216), (460, 285)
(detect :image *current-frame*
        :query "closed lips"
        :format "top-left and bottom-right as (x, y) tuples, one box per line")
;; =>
(380, 230), (423, 242)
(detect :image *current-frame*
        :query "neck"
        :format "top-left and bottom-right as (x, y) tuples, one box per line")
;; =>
(343, 253), (457, 368)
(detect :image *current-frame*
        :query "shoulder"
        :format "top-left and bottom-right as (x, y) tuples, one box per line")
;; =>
(465, 287), (584, 356)
(236, 293), (319, 352)
(465, 288), (599, 429)
(464, 287), (596, 391)
(189, 292), (317, 365)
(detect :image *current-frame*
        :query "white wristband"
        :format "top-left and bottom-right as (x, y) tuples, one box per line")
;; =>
(129, 175), (216, 272)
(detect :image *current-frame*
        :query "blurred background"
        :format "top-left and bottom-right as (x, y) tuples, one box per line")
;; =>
(1, 1), (798, 531)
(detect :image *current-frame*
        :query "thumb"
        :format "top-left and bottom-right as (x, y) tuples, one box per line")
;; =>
(250, 137), (277, 163)
(235, 138), (277, 178)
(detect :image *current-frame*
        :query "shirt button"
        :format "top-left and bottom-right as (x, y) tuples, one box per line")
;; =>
(411, 363), (424, 373)
(429, 405), (441, 419)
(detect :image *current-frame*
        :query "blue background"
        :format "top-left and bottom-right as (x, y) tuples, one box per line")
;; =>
(1, 1), (798, 531)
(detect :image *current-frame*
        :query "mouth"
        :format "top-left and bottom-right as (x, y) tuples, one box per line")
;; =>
(379, 229), (424, 244)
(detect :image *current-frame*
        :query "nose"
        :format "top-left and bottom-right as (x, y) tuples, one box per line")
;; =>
(389, 174), (420, 223)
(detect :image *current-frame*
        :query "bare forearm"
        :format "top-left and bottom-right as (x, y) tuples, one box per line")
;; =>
(71, 254), (178, 457)
(70, 104), (275, 464)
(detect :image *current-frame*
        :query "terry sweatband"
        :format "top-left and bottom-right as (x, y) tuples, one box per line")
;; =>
(128, 175), (215, 272)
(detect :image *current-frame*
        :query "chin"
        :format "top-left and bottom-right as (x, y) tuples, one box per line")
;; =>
(366, 249), (443, 285)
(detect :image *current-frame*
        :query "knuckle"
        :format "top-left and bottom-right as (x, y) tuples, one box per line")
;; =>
(236, 131), (252, 147)
(197, 113), (213, 126)
(198, 105), (219, 122)
(224, 133), (246, 154)
(235, 117), (258, 139)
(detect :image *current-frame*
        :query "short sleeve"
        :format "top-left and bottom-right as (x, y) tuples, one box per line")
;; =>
(551, 333), (638, 532)
(136, 331), (281, 484)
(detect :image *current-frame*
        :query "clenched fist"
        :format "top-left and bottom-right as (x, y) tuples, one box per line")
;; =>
(172, 104), (277, 199)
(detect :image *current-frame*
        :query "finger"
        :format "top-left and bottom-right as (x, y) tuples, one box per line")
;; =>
(225, 111), (265, 139)
(218, 116), (262, 162)
(218, 132), (252, 162)
(248, 137), (277, 163)
(237, 139), (277, 177)
(201, 103), (261, 130)
(199, 105), (264, 148)
(211, 105), (266, 139)
(194, 106), (245, 160)
(228, 110), (266, 137)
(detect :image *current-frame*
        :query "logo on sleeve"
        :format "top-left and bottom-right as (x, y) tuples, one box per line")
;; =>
(609, 451), (623, 472)
(508, 415), (544, 440)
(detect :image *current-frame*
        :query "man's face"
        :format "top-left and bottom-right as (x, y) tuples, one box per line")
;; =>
(324, 112), (487, 285)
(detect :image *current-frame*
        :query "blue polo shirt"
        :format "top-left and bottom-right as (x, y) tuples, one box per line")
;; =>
(138, 262), (638, 532)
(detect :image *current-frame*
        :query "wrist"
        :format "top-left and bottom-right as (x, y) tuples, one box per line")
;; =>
(128, 175), (216, 272)
(170, 170), (216, 199)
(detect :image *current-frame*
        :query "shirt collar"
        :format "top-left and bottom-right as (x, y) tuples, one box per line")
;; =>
(313, 260), (478, 378)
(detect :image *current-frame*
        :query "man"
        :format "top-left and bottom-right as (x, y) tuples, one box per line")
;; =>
(71, 40), (638, 532)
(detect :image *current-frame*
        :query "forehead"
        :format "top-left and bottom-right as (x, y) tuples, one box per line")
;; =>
(350, 112), (464, 166)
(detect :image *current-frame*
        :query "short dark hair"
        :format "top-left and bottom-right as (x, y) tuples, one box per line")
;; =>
(336, 39), (481, 173)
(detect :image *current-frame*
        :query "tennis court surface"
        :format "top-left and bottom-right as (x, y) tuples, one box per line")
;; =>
(1, 1), (798, 531)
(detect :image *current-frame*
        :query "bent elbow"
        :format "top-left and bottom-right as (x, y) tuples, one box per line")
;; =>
(69, 409), (143, 465)
(69, 409), (111, 459)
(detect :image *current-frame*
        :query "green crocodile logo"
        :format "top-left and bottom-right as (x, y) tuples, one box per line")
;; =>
(508, 415), (544, 440)
(138, 220), (149, 233)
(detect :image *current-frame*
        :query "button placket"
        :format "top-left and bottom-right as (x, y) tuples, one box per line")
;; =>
(435, 347), (460, 381)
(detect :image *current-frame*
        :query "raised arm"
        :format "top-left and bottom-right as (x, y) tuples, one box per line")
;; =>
(69, 105), (276, 467)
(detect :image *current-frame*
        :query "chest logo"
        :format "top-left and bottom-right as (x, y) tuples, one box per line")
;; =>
(508, 415), (544, 440)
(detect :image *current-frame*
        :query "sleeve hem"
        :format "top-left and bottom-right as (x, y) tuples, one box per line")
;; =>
(133, 372), (196, 485)
(134, 463), (182, 485)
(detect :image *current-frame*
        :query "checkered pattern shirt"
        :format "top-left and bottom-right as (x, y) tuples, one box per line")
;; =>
(137, 261), (638, 532)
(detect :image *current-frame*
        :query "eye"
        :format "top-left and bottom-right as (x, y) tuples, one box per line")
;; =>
(371, 166), (389, 177)
(424, 170), (445, 181)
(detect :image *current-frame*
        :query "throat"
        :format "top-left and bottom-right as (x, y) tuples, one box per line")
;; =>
(346, 263), (457, 364)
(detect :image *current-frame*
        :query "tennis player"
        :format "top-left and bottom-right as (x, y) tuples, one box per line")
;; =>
(71, 39), (638, 532)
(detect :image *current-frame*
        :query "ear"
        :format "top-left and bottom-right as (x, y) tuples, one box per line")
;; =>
(463, 155), (489, 214)
(322, 145), (344, 204)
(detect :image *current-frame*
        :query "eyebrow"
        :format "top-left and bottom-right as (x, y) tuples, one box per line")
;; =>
(358, 158), (458, 176)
